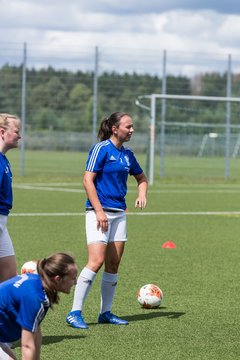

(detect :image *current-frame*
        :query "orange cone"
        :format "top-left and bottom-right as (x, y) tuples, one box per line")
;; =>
(162, 241), (176, 249)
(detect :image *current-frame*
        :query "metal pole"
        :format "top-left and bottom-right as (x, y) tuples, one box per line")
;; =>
(160, 49), (167, 177)
(20, 42), (27, 176)
(149, 95), (156, 185)
(92, 46), (99, 144)
(225, 54), (231, 179)
(138, 94), (240, 102)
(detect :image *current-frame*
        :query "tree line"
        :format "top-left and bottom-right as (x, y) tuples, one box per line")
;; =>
(0, 64), (239, 132)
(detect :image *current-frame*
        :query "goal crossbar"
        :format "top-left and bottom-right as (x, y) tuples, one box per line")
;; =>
(137, 94), (240, 103)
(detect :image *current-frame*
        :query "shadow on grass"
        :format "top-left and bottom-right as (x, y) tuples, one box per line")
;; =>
(126, 309), (185, 321)
(13, 334), (86, 349)
(88, 308), (185, 325)
(42, 334), (86, 345)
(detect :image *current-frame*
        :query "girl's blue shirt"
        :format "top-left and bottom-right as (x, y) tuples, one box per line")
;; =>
(0, 152), (13, 215)
(0, 273), (50, 342)
(86, 140), (143, 210)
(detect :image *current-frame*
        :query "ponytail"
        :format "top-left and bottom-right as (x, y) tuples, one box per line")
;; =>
(98, 112), (129, 141)
(37, 252), (75, 306)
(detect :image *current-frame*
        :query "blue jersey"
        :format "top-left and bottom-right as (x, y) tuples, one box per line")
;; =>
(0, 153), (13, 215)
(86, 140), (143, 210)
(0, 273), (50, 343)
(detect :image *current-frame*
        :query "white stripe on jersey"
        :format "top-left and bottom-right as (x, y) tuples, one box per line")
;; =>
(32, 296), (50, 332)
(32, 304), (45, 332)
(87, 142), (103, 171)
(87, 140), (110, 172)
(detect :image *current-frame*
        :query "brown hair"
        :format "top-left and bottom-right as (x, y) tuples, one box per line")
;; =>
(98, 112), (130, 141)
(0, 113), (19, 129)
(37, 252), (76, 306)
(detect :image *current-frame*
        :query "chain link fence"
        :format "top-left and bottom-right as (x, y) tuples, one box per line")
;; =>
(1, 42), (240, 179)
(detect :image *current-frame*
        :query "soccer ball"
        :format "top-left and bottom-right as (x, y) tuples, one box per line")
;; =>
(21, 260), (38, 274)
(137, 284), (163, 309)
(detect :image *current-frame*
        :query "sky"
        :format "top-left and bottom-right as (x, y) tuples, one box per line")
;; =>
(1, 0), (240, 75)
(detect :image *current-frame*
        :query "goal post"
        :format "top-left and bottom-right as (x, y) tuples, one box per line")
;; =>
(136, 94), (240, 185)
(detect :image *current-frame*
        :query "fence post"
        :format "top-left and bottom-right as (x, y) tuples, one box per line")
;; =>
(92, 46), (99, 144)
(160, 49), (167, 178)
(225, 54), (231, 179)
(149, 95), (156, 185)
(20, 42), (27, 176)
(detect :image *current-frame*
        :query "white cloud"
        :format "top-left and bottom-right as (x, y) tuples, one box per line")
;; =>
(0, 0), (240, 75)
(216, 15), (240, 49)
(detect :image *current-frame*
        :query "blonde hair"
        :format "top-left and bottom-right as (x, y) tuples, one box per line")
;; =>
(0, 113), (19, 129)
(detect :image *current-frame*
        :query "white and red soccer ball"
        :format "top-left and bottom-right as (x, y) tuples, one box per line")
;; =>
(21, 260), (38, 274)
(137, 284), (163, 308)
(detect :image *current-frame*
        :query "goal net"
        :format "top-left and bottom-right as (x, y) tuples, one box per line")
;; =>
(136, 94), (240, 184)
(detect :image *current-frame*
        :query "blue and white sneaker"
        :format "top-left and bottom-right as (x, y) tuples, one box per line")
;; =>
(98, 311), (129, 325)
(66, 310), (88, 329)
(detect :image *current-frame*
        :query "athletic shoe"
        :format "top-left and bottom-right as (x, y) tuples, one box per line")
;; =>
(98, 311), (129, 325)
(66, 310), (88, 329)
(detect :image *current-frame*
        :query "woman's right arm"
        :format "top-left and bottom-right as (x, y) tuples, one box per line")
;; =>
(83, 171), (108, 232)
(21, 326), (42, 360)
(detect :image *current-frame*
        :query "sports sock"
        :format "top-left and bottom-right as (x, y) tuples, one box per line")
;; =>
(100, 272), (118, 314)
(71, 267), (97, 311)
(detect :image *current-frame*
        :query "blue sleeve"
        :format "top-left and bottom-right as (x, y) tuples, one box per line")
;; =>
(86, 143), (107, 173)
(129, 151), (143, 176)
(17, 294), (47, 332)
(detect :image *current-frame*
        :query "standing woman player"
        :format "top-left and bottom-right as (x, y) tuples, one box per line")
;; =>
(0, 252), (78, 360)
(0, 113), (21, 282)
(66, 111), (148, 329)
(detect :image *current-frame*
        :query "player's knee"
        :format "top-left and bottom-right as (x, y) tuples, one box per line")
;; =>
(87, 259), (104, 273)
(105, 260), (120, 273)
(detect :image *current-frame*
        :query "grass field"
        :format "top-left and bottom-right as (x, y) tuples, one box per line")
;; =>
(6, 150), (240, 359)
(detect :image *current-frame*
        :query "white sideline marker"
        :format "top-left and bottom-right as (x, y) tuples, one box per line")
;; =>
(10, 211), (240, 217)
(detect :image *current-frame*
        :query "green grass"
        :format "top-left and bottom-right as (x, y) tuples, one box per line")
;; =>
(7, 149), (240, 182)
(6, 150), (240, 359)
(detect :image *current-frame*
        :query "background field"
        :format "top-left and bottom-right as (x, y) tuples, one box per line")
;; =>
(7, 150), (240, 360)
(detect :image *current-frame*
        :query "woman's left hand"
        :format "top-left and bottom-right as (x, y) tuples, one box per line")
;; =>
(135, 196), (147, 209)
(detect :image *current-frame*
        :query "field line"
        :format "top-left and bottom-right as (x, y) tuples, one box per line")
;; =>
(13, 185), (85, 193)
(10, 211), (240, 217)
(13, 184), (240, 194)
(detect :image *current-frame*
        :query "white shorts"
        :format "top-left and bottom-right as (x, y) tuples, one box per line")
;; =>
(0, 343), (12, 359)
(0, 215), (14, 258)
(86, 210), (127, 245)
(0, 346), (9, 360)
